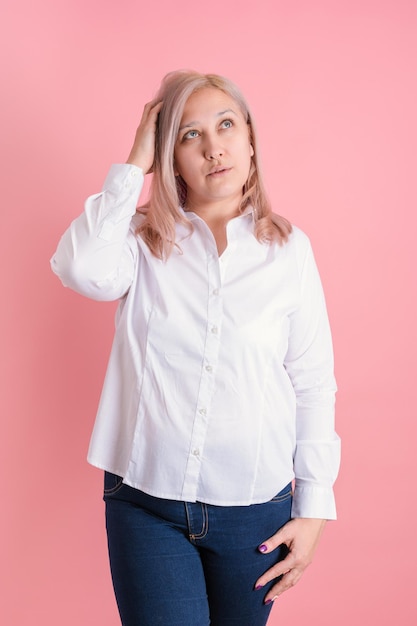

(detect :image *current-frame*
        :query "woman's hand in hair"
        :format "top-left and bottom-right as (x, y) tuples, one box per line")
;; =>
(126, 101), (163, 174)
(255, 517), (326, 603)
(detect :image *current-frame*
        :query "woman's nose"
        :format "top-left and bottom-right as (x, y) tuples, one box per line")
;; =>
(206, 150), (223, 160)
(203, 136), (224, 160)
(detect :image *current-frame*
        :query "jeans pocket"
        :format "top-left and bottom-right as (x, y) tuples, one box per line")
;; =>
(270, 483), (293, 503)
(103, 471), (124, 496)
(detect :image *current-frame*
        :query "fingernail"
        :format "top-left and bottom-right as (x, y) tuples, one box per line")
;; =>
(255, 584), (263, 590)
(265, 598), (273, 605)
(258, 544), (268, 553)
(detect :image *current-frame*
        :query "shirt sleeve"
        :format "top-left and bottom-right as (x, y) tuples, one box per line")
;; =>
(50, 164), (144, 301)
(284, 233), (341, 519)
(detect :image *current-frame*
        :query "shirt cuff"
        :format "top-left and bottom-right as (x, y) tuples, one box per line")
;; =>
(97, 164), (144, 241)
(102, 163), (144, 196)
(291, 485), (337, 520)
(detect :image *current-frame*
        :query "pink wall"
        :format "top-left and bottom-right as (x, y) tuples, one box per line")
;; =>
(2, 0), (416, 623)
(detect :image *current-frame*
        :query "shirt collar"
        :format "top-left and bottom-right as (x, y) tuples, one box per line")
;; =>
(180, 205), (255, 222)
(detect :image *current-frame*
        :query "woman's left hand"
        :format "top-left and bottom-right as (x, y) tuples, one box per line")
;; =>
(255, 518), (327, 603)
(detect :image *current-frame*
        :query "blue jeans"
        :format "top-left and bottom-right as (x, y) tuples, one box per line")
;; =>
(104, 473), (292, 626)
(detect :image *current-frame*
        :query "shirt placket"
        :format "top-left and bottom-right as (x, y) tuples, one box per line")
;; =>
(180, 248), (223, 501)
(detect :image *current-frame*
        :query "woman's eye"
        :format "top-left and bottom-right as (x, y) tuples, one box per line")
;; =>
(183, 130), (199, 140)
(221, 119), (233, 129)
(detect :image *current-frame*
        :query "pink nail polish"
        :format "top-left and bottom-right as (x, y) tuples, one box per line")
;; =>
(258, 544), (268, 553)
(255, 584), (263, 590)
(265, 598), (273, 605)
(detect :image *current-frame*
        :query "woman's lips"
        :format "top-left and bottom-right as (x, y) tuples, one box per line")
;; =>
(207, 167), (231, 177)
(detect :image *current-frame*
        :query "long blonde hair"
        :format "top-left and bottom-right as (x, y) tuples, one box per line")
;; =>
(138, 70), (292, 258)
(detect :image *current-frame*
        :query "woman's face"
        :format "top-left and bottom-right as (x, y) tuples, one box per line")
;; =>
(174, 87), (254, 210)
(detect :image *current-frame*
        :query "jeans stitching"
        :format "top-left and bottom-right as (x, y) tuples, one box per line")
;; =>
(184, 502), (193, 538)
(192, 503), (209, 540)
(103, 474), (124, 495)
(270, 488), (293, 503)
(184, 502), (209, 541)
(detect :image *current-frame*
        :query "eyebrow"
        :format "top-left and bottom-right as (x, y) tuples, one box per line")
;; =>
(179, 109), (237, 131)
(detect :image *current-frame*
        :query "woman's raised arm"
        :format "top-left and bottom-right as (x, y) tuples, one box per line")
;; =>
(50, 102), (162, 301)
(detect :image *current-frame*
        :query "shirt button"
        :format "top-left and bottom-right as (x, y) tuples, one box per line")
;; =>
(212, 288), (220, 296)
(211, 325), (218, 334)
(205, 365), (213, 373)
(199, 408), (207, 415)
(192, 449), (200, 457)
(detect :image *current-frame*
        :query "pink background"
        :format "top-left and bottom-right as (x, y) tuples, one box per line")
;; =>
(2, 0), (416, 623)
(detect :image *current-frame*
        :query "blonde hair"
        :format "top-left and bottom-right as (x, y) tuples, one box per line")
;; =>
(138, 70), (292, 258)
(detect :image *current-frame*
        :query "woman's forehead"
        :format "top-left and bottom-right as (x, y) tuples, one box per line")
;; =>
(180, 88), (243, 123)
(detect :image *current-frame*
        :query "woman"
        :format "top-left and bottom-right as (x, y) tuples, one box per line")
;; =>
(51, 70), (340, 626)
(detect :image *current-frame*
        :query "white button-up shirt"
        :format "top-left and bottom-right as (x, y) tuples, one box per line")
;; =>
(51, 164), (340, 518)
